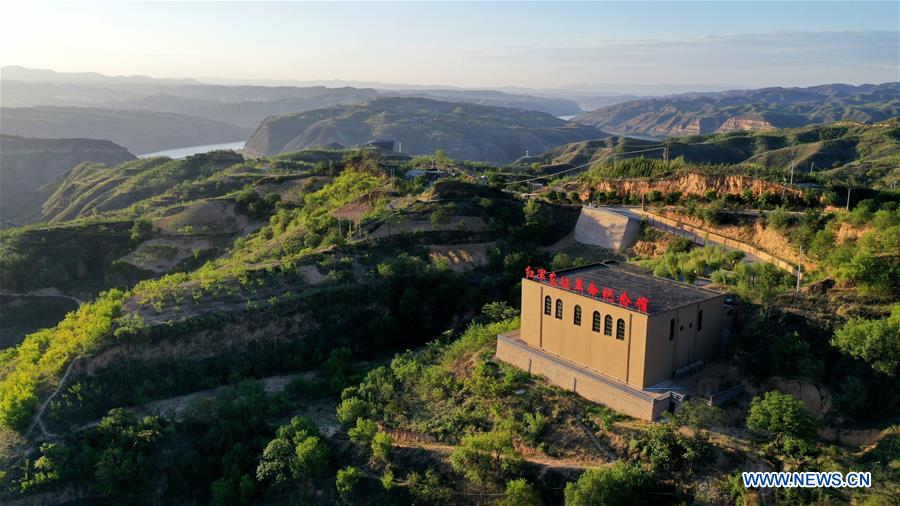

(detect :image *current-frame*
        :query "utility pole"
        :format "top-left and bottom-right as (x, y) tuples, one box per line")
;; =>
(397, 141), (402, 153)
(846, 186), (851, 211)
(789, 162), (794, 185)
(663, 142), (669, 164)
(795, 248), (803, 293)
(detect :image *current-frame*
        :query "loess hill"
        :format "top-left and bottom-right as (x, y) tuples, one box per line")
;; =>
(572, 83), (900, 138)
(244, 97), (606, 163)
(0, 135), (136, 226)
(541, 119), (900, 188)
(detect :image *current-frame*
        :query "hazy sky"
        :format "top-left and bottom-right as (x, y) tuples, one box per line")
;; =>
(2, 1), (898, 89)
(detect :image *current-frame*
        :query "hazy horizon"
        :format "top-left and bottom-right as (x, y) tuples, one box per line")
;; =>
(2, 1), (898, 91)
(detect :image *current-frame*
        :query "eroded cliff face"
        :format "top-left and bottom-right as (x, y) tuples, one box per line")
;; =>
(717, 116), (777, 133)
(578, 172), (803, 200)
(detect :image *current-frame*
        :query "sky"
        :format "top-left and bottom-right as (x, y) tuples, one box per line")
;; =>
(1, 1), (898, 90)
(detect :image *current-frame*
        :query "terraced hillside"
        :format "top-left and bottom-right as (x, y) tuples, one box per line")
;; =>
(1, 139), (897, 505)
(244, 97), (606, 163)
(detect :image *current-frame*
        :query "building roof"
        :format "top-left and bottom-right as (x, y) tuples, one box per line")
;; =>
(535, 262), (722, 315)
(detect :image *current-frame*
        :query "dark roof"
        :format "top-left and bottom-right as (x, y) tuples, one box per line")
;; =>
(537, 263), (722, 315)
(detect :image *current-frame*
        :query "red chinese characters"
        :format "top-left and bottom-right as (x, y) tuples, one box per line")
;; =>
(618, 291), (632, 308)
(560, 276), (571, 290)
(537, 269), (547, 282)
(575, 277), (584, 293)
(635, 296), (649, 313)
(524, 266), (535, 279)
(587, 282), (599, 297)
(549, 273), (557, 286)
(602, 287), (615, 302)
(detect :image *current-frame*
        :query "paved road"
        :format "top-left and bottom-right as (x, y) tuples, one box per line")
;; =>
(601, 206), (764, 264)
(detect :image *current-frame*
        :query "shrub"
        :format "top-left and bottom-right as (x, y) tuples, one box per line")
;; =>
(563, 462), (652, 506)
(256, 417), (329, 484)
(335, 466), (362, 501)
(450, 430), (522, 485)
(831, 305), (900, 376)
(348, 417), (378, 443)
(371, 432), (393, 464)
(766, 207), (792, 231)
(747, 391), (818, 455)
(501, 478), (543, 506)
(336, 397), (372, 427)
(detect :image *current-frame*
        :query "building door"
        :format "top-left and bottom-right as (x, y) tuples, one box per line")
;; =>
(675, 312), (694, 368)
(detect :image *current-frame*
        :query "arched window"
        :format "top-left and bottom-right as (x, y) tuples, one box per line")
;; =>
(555, 299), (563, 319)
(616, 318), (626, 340)
(573, 305), (582, 326)
(544, 296), (552, 315)
(669, 318), (675, 341)
(697, 310), (704, 331)
(592, 311), (601, 332)
(604, 315), (613, 336)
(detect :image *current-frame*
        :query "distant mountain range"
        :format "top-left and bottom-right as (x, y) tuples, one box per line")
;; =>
(0, 135), (136, 225)
(244, 97), (606, 163)
(1, 66), (584, 125)
(572, 83), (900, 137)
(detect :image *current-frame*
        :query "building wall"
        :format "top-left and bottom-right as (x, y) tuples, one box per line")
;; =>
(520, 278), (725, 390)
(520, 279), (650, 387)
(496, 333), (671, 420)
(642, 295), (726, 387)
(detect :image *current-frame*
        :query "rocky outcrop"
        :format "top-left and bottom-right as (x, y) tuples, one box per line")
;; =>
(0, 135), (135, 226)
(717, 115), (777, 133)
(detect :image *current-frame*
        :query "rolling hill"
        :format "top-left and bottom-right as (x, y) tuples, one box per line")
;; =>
(572, 83), (900, 138)
(0, 106), (253, 155)
(0, 135), (136, 226)
(244, 97), (606, 163)
(541, 119), (900, 187)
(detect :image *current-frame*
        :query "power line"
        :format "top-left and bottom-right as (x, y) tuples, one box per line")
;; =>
(506, 145), (667, 186)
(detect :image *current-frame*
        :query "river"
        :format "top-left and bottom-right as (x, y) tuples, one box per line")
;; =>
(139, 140), (246, 159)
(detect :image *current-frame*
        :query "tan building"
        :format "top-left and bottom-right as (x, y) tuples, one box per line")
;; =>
(496, 262), (734, 420)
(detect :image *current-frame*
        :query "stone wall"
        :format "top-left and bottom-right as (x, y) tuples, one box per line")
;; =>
(496, 331), (670, 420)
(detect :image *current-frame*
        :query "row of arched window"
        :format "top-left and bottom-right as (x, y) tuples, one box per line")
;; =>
(544, 295), (626, 340)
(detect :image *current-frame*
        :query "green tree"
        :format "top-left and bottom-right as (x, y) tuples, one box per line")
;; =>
(348, 417), (378, 443)
(321, 347), (354, 394)
(563, 462), (652, 506)
(371, 432), (393, 464)
(747, 391), (817, 455)
(501, 478), (543, 506)
(450, 430), (521, 484)
(256, 417), (329, 484)
(832, 305), (900, 376)
(336, 397), (372, 427)
(336, 466), (362, 502)
(130, 217), (153, 242)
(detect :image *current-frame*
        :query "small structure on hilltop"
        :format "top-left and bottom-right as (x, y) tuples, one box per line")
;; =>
(573, 206), (640, 250)
(366, 138), (395, 152)
(496, 262), (739, 420)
